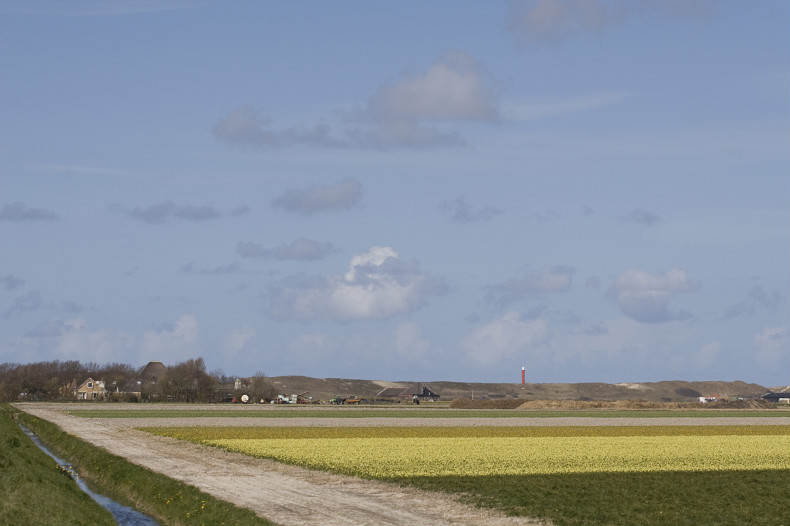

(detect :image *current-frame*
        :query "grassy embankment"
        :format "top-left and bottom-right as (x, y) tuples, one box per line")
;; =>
(147, 423), (790, 526)
(5, 404), (275, 526)
(0, 403), (116, 526)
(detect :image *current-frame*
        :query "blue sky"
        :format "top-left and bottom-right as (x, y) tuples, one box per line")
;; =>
(1, 0), (788, 385)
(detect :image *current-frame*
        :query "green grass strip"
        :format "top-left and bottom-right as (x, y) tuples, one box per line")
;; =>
(0, 404), (116, 526)
(68, 408), (790, 418)
(16, 410), (275, 526)
(141, 424), (790, 440)
(392, 470), (790, 526)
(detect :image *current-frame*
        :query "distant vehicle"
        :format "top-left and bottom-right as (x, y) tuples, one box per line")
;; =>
(345, 396), (362, 405)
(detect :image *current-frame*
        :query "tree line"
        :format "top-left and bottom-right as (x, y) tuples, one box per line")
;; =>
(0, 358), (277, 403)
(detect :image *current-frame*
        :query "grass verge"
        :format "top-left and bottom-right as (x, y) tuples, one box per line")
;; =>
(15, 408), (276, 526)
(0, 403), (116, 526)
(390, 470), (790, 526)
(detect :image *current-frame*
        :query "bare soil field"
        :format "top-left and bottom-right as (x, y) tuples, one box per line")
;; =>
(15, 403), (788, 526)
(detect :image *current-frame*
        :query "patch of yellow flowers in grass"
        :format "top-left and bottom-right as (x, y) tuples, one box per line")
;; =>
(145, 425), (790, 478)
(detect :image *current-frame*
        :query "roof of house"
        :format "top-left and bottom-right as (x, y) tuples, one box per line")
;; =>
(140, 361), (167, 380)
(376, 383), (440, 398)
(75, 377), (105, 391)
(376, 387), (405, 397)
(761, 392), (790, 400)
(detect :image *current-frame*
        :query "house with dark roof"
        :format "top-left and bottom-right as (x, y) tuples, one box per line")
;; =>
(376, 383), (440, 402)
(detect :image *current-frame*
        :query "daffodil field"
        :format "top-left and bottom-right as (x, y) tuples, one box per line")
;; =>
(145, 423), (790, 525)
(144, 425), (790, 478)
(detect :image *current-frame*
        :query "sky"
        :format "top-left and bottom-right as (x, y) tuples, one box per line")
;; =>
(1, 0), (788, 386)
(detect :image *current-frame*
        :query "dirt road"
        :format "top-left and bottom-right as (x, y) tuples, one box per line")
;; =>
(16, 404), (546, 526)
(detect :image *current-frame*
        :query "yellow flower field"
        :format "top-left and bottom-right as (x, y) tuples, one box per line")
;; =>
(204, 435), (789, 477)
(145, 425), (790, 478)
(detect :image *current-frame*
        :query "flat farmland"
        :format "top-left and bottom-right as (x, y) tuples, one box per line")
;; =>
(15, 403), (790, 526)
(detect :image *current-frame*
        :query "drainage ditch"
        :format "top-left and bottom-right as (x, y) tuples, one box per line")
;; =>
(18, 423), (158, 526)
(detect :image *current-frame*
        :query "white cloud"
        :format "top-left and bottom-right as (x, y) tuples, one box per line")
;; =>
(214, 52), (499, 151)
(753, 326), (789, 370)
(266, 246), (447, 322)
(53, 317), (133, 363)
(366, 51), (498, 122)
(140, 314), (200, 362)
(607, 268), (700, 323)
(393, 321), (433, 362)
(358, 51), (498, 148)
(212, 104), (340, 150)
(485, 266), (574, 308)
(223, 325), (255, 357)
(462, 311), (548, 365)
(271, 178), (362, 215)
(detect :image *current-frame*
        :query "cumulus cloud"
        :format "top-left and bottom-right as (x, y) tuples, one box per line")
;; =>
(622, 208), (660, 226)
(113, 201), (224, 224)
(753, 326), (789, 370)
(213, 104), (340, 150)
(265, 246), (448, 322)
(722, 285), (783, 319)
(51, 317), (134, 363)
(223, 325), (256, 357)
(272, 178), (362, 215)
(485, 266), (574, 309)
(357, 51), (499, 148)
(607, 268), (700, 323)
(0, 202), (58, 222)
(462, 311), (548, 365)
(214, 52), (499, 150)
(441, 196), (504, 223)
(237, 238), (338, 261)
(140, 314), (200, 361)
(508, 0), (714, 45)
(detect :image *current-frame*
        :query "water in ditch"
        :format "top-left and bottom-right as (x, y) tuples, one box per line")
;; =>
(18, 423), (159, 526)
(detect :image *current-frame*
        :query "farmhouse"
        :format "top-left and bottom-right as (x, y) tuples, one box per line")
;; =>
(74, 378), (106, 400)
(376, 383), (440, 402)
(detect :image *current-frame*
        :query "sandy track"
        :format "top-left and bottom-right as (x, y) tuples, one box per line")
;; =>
(16, 404), (546, 526)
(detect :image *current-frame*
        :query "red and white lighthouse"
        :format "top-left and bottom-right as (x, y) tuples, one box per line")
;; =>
(521, 366), (525, 384)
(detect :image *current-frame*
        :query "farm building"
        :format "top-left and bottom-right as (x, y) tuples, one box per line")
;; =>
(140, 361), (167, 383)
(761, 392), (790, 404)
(376, 383), (440, 402)
(74, 378), (106, 400)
